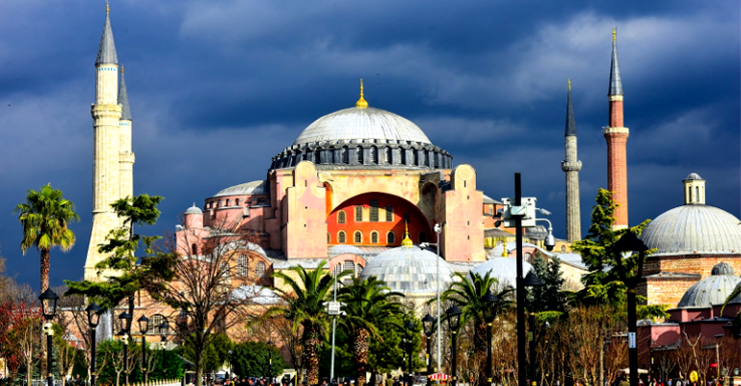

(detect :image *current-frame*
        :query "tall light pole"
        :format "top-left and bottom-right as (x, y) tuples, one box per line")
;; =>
(523, 271), (544, 386)
(446, 305), (462, 386)
(138, 315), (150, 383)
(482, 290), (499, 386)
(329, 267), (340, 383)
(39, 289), (59, 386)
(422, 314), (435, 386)
(118, 311), (132, 385)
(431, 223), (444, 372)
(614, 231), (648, 386)
(86, 302), (103, 386)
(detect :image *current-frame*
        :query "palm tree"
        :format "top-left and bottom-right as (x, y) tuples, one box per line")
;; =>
(15, 184), (79, 293)
(268, 261), (349, 386)
(441, 272), (513, 385)
(338, 275), (404, 386)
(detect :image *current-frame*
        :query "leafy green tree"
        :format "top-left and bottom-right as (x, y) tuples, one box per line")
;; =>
(441, 272), (513, 386)
(528, 256), (566, 314)
(65, 194), (175, 316)
(267, 261), (350, 386)
(337, 276), (404, 386)
(15, 183), (79, 294)
(181, 333), (233, 376)
(230, 341), (287, 378)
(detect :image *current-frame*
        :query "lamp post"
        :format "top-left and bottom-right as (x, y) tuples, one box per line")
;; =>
(446, 305), (462, 386)
(119, 311), (133, 385)
(422, 314), (435, 386)
(482, 290), (499, 386)
(405, 321), (416, 386)
(268, 340), (274, 380)
(614, 231), (649, 386)
(523, 271), (543, 386)
(159, 321), (170, 378)
(86, 302), (103, 386)
(138, 315), (151, 383)
(39, 289), (59, 386)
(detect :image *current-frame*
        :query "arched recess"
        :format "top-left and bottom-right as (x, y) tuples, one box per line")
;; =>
(327, 192), (432, 247)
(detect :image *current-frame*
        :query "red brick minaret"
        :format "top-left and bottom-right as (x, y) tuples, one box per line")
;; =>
(604, 28), (629, 229)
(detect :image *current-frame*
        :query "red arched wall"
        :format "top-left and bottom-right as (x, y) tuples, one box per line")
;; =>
(327, 192), (431, 247)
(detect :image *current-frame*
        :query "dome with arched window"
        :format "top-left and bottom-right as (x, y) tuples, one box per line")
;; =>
(360, 245), (454, 294)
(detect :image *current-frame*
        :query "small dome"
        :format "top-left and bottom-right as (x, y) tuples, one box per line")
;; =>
(328, 244), (364, 257)
(469, 257), (533, 288)
(232, 285), (281, 305)
(640, 205), (741, 256)
(293, 107), (432, 146)
(360, 245), (454, 294)
(712, 262), (735, 275)
(684, 173), (704, 181)
(677, 266), (741, 308)
(214, 180), (268, 197)
(185, 204), (202, 215)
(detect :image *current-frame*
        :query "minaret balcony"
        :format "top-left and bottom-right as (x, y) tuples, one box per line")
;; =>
(561, 160), (582, 172)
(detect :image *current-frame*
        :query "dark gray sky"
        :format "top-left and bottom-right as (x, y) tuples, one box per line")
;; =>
(1, 0), (739, 290)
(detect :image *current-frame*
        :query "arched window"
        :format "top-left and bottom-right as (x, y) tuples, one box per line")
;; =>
(371, 231), (379, 244)
(191, 244), (198, 255)
(387, 231), (396, 244)
(338, 210), (346, 224)
(343, 260), (355, 274)
(695, 186), (700, 202)
(385, 206), (394, 221)
(327, 232), (331, 244)
(238, 254), (248, 277)
(354, 231), (363, 244)
(687, 186), (692, 202)
(369, 200), (379, 222)
(356, 146), (363, 164)
(314, 149), (322, 164)
(149, 314), (165, 334)
(338, 231), (346, 244)
(370, 146), (378, 164)
(342, 146), (349, 164)
(255, 261), (267, 279)
(355, 206), (363, 222)
(524, 252), (533, 263)
(413, 151), (419, 166)
(385, 147), (392, 164)
(419, 231), (427, 243)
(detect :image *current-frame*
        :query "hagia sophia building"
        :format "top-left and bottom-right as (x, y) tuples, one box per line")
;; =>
(81, 5), (741, 366)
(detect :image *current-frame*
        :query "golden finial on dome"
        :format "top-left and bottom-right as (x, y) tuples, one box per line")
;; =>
(356, 79), (368, 108)
(401, 222), (413, 247)
(612, 27), (616, 42)
(106, 1), (110, 14)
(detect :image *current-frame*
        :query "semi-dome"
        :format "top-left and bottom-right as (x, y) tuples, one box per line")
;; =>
(294, 107), (432, 146)
(360, 245), (454, 294)
(213, 180), (268, 198)
(640, 205), (741, 256)
(677, 262), (741, 308)
(469, 257), (533, 288)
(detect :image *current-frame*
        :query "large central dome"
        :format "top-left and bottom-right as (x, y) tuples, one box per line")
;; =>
(294, 107), (432, 146)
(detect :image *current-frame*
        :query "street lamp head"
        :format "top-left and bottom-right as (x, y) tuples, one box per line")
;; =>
(405, 321), (416, 331)
(482, 290), (499, 323)
(138, 314), (150, 335)
(614, 231), (649, 253)
(422, 314), (435, 336)
(85, 302), (103, 328)
(38, 288), (59, 320)
(159, 320), (170, 337)
(118, 311), (132, 332)
(522, 271), (544, 287)
(445, 304), (462, 332)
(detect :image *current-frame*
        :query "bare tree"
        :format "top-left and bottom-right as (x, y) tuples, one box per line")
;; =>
(145, 220), (260, 386)
(670, 333), (695, 382)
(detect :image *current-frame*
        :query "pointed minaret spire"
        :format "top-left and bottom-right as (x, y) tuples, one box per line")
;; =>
(96, 2), (118, 65)
(118, 65), (132, 120)
(608, 27), (623, 96)
(604, 27), (630, 230)
(562, 79), (582, 241)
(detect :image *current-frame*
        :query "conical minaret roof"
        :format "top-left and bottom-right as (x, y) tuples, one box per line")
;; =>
(608, 28), (623, 96)
(118, 66), (132, 120)
(95, 4), (118, 65)
(564, 79), (576, 137)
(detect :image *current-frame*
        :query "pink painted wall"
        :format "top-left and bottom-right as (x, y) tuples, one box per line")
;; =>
(442, 165), (485, 262)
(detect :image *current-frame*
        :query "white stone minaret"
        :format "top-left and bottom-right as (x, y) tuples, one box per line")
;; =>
(561, 79), (582, 242)
(85, 4), (124, 280)
(118, 65), (135, 204)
